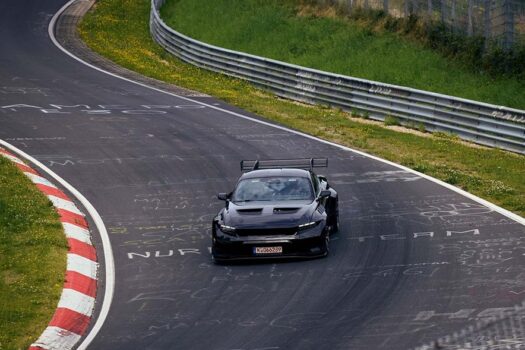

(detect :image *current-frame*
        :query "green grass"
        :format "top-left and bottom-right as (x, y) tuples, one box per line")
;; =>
(384, 115), (400, 126)
(78, 0), (524, 217)
(0, 156), (67, 350)
(160, 0), (525, 110)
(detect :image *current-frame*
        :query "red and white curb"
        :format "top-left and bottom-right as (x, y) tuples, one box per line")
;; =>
(0, 147), (98, 350)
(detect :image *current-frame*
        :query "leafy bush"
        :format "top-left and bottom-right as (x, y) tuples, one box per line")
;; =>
(348, 7), (525, 80)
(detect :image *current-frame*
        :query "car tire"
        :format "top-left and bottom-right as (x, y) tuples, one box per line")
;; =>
(211, 255), (225, 265)
(323, 232), (330, 256)
(330, 212), (340, 234)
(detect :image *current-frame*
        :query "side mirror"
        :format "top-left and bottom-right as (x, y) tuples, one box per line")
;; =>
(217, 193), (229, 201)
(318, 175), (330, 189)
(319, 190), (331, 198)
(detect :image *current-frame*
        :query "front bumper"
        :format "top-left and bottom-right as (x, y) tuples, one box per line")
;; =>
(212, 229), (328, 261)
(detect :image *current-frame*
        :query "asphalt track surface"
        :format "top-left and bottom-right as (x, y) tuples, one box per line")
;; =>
(1, 1), (525, 349)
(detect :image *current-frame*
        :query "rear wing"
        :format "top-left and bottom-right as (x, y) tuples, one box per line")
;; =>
(240, 158), (328, 172)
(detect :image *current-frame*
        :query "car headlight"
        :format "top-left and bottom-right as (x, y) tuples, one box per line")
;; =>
(298, 221), (320, 231)
(218, 223), (236, 235)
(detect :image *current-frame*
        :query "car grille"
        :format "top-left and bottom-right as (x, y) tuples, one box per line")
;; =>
(235, 227), (298, 236)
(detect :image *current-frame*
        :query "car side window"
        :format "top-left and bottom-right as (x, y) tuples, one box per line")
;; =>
(310, 173), (319, 196)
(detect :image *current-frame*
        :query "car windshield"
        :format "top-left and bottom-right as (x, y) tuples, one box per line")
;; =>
(232, 176), (313, 202)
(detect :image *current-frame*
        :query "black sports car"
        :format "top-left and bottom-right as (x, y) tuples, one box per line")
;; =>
(212, 158), (339, 262)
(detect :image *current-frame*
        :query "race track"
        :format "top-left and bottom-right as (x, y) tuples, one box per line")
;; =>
(1, 1), (524, 349)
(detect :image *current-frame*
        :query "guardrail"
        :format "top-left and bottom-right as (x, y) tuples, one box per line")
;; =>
(150, 0), (525, 154)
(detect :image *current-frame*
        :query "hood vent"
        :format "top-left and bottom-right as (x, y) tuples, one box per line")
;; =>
(273, 207), (300, 214)
(236, 208), (263, 214)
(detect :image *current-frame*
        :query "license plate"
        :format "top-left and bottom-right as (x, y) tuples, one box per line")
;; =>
(253, 246), (283, 255)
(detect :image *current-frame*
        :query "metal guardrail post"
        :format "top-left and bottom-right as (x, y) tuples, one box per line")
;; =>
(149, 0), (525, 154)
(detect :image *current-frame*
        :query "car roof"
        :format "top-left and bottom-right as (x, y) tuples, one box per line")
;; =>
(240, 168), (312, 180)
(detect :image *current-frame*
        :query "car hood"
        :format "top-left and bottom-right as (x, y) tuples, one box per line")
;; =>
(223, 200), (315, 228)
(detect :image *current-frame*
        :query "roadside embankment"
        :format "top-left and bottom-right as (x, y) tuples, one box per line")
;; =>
(0, 150), (67, 349)
(161, 0), (525, 110)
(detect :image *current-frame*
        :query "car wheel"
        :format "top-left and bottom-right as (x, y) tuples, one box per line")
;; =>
(323, 232), (330, 256)
(211, 244), (222, 265)
(330, 212), (340, 234)
(211, 255), (225, 265)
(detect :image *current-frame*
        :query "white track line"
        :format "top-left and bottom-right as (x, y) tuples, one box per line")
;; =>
(48, 0), (525, 346)
(48, 0), (524, 227)
(45, 2), (115, 347)
(0, 138), (114, 349)
(1, 146), (100, 350)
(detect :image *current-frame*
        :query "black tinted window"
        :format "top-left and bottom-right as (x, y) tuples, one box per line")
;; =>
(233, 177), (313, 202)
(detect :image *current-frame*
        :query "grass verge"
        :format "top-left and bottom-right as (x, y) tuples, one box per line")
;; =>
(78, 0), (524, 217)
(0, 156), (67, 349)
(160, 0), (525, 110)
